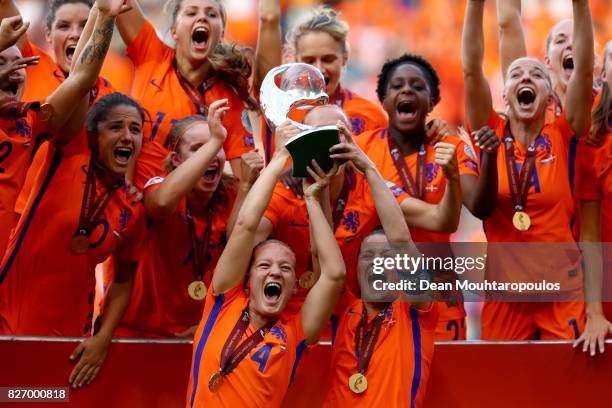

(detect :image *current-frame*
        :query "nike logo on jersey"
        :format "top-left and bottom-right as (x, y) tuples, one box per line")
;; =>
(290, 220), (309, 228)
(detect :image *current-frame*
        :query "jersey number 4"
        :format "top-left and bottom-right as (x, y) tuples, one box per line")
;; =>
(251, 344), (272, 373)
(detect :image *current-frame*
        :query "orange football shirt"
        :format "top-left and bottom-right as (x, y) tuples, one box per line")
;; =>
(263, 168), (409, 299)
(0, 138), (145, 336)
(116, 178), (235, 338)
(0, 112), (45, 256)
(480, 111), (582, 291)
(14, 38), (117, 216)
(357, 129), (479, 325)
(127, 21), (254, 189)
(323, 292), (438, 408)
(186, 284), (304, 407)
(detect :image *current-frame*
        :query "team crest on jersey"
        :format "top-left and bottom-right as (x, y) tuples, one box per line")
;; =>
(342, 211), (360, 234)
(351, 117), (365, 135)
(426, 163), (440, 183)
(10, 120), (31, 138)
(535, 135), (552, 156)
(270, 325), (287, 343)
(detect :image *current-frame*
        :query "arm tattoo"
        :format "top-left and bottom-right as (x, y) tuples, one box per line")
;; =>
(80, 19), (114, 65)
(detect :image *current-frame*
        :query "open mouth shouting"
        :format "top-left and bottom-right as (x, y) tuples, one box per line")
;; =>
(263, 281), (283, 305)
(562, 54), (574, 78)
(516, 86), (536, 110)
(191, 26), (210, 52)
(65, 43), (78, 65)
(0, 82), (21, 100)
(113, 146), (133, 166)
(396, 99), (418, 123)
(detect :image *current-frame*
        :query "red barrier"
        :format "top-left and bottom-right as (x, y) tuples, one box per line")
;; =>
(0, 336), (611, 407)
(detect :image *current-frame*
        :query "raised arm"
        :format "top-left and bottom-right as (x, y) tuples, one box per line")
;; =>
(46, 1), (123, 143)
(461, 127), (499, 220)
(462, 0), (493, 131)
(254, 0), (282, 91)
(212, 142), (290, 294)
(145, 100), (229, 220)
(497, 0), (527, 78)
(0, 15), (27, 51)
(564, 0), (594, 137)
(114, 0), (146, 47)
(226, 149), (264, 235)
(399, 143), (462, 233)
(300, 161), (345, 345)
(330, 121), (411, 243)
(0, 0), (25, 50)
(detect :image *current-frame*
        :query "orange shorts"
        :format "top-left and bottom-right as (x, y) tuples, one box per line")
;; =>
(481, 301), (585, 340)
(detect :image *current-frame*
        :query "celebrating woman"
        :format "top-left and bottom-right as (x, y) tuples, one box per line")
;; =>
(115, 0), (256, 189)
(185, 124), (345, 407)
(462, 0), (593, 340)
(574, 40), (612, 355)
(356, 53), (483, 340)
(116, 100), (263, 338)
(0, 0), (118, 220)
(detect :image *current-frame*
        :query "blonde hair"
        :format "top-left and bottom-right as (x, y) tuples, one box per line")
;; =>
(286, 6), (349, 55)
(164, 0), (257, 110)
(164, 0), (227, 29)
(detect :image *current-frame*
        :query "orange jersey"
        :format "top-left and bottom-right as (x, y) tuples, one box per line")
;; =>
(260, 86), (387, 163)
(127, 21), (253, 189)
(357, 129), (479, 323)
(14, 39), (117, 216)
(0, 140), (145, 336)
(186, 284), (304, 407)
(574, 131), (612, 300)
(478, 111), (582, 291)
(358, 129), (479, 243)
(0, 112), (45, 256)
(263, 170), (409, 298)
(323, 293), (438, 408)
(117, 177), (235, 338)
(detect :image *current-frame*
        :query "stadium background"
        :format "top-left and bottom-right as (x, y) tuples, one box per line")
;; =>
(11, 0), (612, 340)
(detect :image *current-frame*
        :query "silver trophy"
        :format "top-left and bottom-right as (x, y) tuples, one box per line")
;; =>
(260, 63), (329, 131)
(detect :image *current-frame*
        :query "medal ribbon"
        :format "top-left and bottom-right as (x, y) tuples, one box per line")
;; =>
(0, 100), (41, 120)
(332, 167), (355, 232)
(218, 308), (277, 377)
(332, 86), (345, 109)
(174, 63), (213, 115)
(354, 304), (389, 375)
(185, 200), (214, 281)
(503, 124), (539, 212)
(387, 135), (426, 199)
(73, 159), (121, 240)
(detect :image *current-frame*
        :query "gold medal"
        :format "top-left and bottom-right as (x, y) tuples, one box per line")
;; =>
(188, 280), (206, 301)
(71, 234), (90, 254)
(37, 103), (54, 122)
(208, 371), (223, 393)
(299, 270), (315, 289)
(512, 211), (531, 231)
(348, 373), (368, 394)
